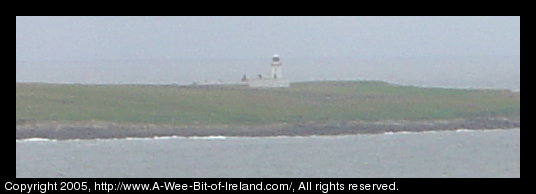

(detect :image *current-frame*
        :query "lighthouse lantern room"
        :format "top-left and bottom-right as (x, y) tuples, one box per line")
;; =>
(271, 54), (282, 79)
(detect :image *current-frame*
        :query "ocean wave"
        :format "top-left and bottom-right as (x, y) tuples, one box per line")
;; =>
(16, 138), (57, 142)
(188, 136), (228, 140)
(381, 128), (517, 136)
(16, 128), (519, 142)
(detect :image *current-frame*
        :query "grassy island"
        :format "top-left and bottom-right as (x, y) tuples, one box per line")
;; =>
(16, 81), (520, 139)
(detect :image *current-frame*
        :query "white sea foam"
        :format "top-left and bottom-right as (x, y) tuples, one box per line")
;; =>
(16, 138), (56, 142)
(188, 136), (227, 140)
(455, 129), (475, 132)
(381, 128), (518, 136)
(153, 136), (181, 140)
(383, 131), (414, 135)
(16, 128), (519, 143)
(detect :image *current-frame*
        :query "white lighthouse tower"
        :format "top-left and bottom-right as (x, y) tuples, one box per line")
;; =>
(271, 54), (282, 79)
(244, 54), (290, 88)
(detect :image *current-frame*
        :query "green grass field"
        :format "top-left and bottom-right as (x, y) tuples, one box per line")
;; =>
(16, 81), (520, 126)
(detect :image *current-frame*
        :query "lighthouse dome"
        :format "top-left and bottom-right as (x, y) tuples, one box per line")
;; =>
(272, 54), (280, 62)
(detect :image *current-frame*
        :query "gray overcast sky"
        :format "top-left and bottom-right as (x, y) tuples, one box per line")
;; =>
(16, 16), (520, 61)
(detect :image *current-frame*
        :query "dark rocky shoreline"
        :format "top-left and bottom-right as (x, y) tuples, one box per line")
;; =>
(16, 117), (520, 140)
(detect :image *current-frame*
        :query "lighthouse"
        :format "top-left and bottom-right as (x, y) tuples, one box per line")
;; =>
(243, 54), (290, 88)
(271, 54), (282, 79)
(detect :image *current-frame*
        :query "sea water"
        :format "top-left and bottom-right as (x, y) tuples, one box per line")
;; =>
(16, 128), (520, 178)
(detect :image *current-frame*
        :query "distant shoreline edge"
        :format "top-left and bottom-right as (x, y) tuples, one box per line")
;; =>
(16, 117), (520, 140)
